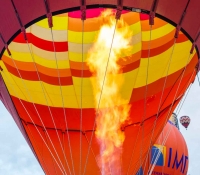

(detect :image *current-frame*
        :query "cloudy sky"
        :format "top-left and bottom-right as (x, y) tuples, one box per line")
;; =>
(0, 74), (200, 175)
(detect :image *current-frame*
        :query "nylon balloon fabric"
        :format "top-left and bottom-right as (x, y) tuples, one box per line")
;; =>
(0, 9), (198, 175)
(141, 121), (189, 175)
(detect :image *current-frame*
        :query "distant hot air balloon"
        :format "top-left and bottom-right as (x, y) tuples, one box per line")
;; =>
(180, 116), (191, 129)
(140, 120), (189, 175)
(0, 1), (199, 175)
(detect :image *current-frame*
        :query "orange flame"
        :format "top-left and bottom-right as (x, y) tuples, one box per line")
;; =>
(87, 9), (132, 175)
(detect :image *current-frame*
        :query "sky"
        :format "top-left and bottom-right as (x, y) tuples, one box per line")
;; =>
(0, 75), (200, 175)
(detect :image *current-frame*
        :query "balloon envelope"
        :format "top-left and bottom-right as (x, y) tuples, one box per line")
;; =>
(0, 8), (197, 175)
(141, 121), (189, 175)
(180, 116), (191, 129)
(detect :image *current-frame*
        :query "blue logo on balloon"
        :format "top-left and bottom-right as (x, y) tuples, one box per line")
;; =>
(151, 145), (166, 166)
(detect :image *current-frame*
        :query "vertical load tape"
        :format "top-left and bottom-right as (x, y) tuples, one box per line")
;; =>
(116, 0), (123, 20)
(149, 0), (159, 25)
(43, 0), (53, 28)
(80, 0), (86, 21)
(0, 33), (11, 56)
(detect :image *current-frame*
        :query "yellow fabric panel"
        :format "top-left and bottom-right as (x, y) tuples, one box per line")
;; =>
(68, 30), (98, 44)
(0, 63), (76, 107)
(134, 41), (195, 87)
(30, 54), (70, 69)
(142, 23), (174, 41)
(72, 76), (92, 86)
(0, 47), (196, 109)
(67, 21), (141, 44)
(127, 21), (141, 36)
(72, 77), (94, 92)
(75, 95), (95, 108)
(2, 70), (79, 108)
(68, 52), (88, 62)
(119, 69), (140, 102)
(167, 41), (194, 75)
(36, 15), (68, 30)
(68, 33), (141, 54)
(68, 41), (142, 62)
(72, 69), (139, 108)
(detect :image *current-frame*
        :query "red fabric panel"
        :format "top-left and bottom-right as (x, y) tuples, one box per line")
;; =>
(13, 33), (68, 52)
(141, 39), (175, 58)
(10, 64), (194, 132)
(21, 102), (178, 175)
(3, 62), (73, 86)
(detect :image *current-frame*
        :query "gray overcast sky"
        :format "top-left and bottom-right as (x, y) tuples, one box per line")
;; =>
(0, 74), (200, 175)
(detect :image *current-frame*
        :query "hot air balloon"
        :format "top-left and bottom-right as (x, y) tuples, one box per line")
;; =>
(180, 116), (191, 129)
(140, 120), (189, 175)
(0, 1), (199, 175)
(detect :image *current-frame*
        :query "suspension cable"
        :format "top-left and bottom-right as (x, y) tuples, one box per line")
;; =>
(176, 70), (195, 116)
(84, 133), (102, 174)
(10, 53), (67, 174)
(44, 130), (59, 175)
(138, 24), (153, 175)
(148, 52), (194, 174)
(1, 70), (65, 174)
(126, 126), (142, 175)
(26, 38), (71, 174)
(79, 19), (85, 175)
(142, 38), (177, 173)
(50, 28), (75, 175)
(148, 123), (173, 174)
(83, 19), (118, 175)
(174, 71), (194, 115)
(26, 124), (51, 175)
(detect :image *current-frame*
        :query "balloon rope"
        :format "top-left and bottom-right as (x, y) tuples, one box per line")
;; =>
(26, 124), (51, 175)
(142, 37), (177, 173)
(137, 24), (152, 175)
(176, 70), (195, 116)
(84, 133), (102, 174)
(83, 19), (118, 175)
(1, 69), (65, 175)
(26, 39), (71, 175)
(126, 24), (155, 175)
(148, 51), (193, 174)
(79, 19), (84, 175)
(174, 70), (195, 115)
(125, 127), (142, 175)
(50, 28), (75, 175)
(148, 123), (173, 174)
(44, 130), (59, 175)
(129, 101), (181, 175)
(10, 53), (67, 174)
